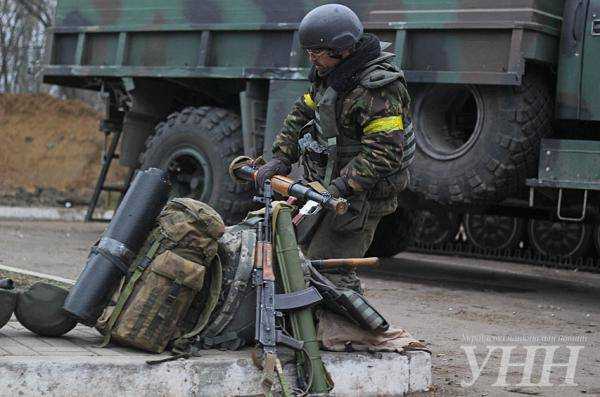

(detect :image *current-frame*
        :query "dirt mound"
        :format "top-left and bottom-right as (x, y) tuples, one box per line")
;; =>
(0, 93), (128, 206)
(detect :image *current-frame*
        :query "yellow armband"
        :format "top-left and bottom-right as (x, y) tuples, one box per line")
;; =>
(363, 116), (404, 135)
(303, 93), (316, 110)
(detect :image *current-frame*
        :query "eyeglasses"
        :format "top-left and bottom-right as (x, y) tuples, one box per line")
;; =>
(305, 48), (329, 57)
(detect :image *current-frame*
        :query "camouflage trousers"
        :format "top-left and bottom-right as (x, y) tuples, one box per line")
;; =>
(302, 195), (398, 294)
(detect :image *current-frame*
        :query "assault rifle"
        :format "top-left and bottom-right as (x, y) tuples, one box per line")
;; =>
(252, 179), (322, 395)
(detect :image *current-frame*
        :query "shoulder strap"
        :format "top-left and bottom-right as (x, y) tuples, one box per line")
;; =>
(100, 234), (163, 347)
(315, 87), (340, 186)
(198, 229), (256, 343)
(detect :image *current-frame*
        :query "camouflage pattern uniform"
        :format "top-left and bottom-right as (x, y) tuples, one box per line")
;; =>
(272, 45), (413, 293)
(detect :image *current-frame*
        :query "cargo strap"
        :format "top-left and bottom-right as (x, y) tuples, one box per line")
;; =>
(275, 357), (293, 397)
(198, 229), (256, 345)
(254, 351), (293, 397)
(100, 236), (164, 347)
(146, 345), (202, 365)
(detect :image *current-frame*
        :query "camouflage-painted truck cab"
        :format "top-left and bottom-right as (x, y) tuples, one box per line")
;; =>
(43, 1), (600, 262)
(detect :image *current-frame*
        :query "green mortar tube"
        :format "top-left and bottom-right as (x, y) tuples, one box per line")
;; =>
(274, 205), (333, 394)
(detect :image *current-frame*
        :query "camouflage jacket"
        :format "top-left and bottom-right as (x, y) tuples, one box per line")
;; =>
(272, 52), (411, 195)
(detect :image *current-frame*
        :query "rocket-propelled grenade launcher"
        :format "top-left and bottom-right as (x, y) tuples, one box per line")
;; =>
(229, 156), (348, 215)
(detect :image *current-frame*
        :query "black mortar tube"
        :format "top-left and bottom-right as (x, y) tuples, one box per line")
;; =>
(63, 168), (170, 325)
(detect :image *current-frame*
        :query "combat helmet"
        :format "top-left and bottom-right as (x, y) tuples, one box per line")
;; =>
(299, 4), (363, 54)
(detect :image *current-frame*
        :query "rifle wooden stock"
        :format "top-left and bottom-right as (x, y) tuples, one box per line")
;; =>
(270, 175), (294, 196)
(310, 257), (380, 270)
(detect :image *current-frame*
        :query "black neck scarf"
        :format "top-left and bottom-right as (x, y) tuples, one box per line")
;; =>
(308, 33), (381, 93)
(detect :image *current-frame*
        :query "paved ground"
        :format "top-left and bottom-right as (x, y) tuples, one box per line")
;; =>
(0, 318), (137, 357)
(1, 220), (599, 396)
(0, 220), (106, 280)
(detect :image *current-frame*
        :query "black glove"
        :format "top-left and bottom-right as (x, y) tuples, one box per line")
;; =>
(255, 157), (291, 188)
(327, 177), (351, 198)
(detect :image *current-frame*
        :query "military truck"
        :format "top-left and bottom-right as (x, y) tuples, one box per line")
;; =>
(42, 0), (600, 265)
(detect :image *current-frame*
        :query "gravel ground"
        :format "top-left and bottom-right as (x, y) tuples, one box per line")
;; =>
(0, 220), (598, 396)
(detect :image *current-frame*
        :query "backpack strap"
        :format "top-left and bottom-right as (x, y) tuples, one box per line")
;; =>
(197, 229), (256, 345)
(100, 234), (164, 347)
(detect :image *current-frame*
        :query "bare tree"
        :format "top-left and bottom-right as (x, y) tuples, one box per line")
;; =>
(15, 0), (52, 27)
(0, 0), (53, 93)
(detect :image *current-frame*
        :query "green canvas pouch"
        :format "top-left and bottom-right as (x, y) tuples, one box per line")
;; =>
(0, 289), (17, 330)
(14, 282), (77, 337)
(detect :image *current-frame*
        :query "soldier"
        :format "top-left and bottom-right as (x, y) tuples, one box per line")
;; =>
(255, 4), (415, 292)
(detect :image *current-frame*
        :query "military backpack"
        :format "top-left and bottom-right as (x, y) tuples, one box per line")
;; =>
(96, 198), (225, 353)
(195, 220), (259, 351)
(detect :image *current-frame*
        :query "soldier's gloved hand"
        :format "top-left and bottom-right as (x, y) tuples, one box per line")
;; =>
(255, 157), (291, 188)
(327, 177), (351, 198)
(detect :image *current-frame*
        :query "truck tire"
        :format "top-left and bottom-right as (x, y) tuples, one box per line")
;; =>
(409, 70), (553, 203)
(365, 206), (415, 258)
(140, 107), (253, 225)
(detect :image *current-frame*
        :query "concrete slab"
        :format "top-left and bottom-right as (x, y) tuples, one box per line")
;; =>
(0, 320), (432, 396)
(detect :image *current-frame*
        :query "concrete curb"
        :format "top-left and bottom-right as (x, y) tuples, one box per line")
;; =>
(0, 265), (75, 285)
(0, 343), (431, 396)
(0, 206), (113, 221)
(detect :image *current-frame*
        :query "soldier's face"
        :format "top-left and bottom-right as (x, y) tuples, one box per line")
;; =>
(306, 49), (342, 72)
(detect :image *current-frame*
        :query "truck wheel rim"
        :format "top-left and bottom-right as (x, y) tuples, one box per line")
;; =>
(414, 210), (459, 245)
(414, 85), (484, 161)
(465, 214), (522, 250)
(165, 147), (213, 202)
(528, 220), (588, 257)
